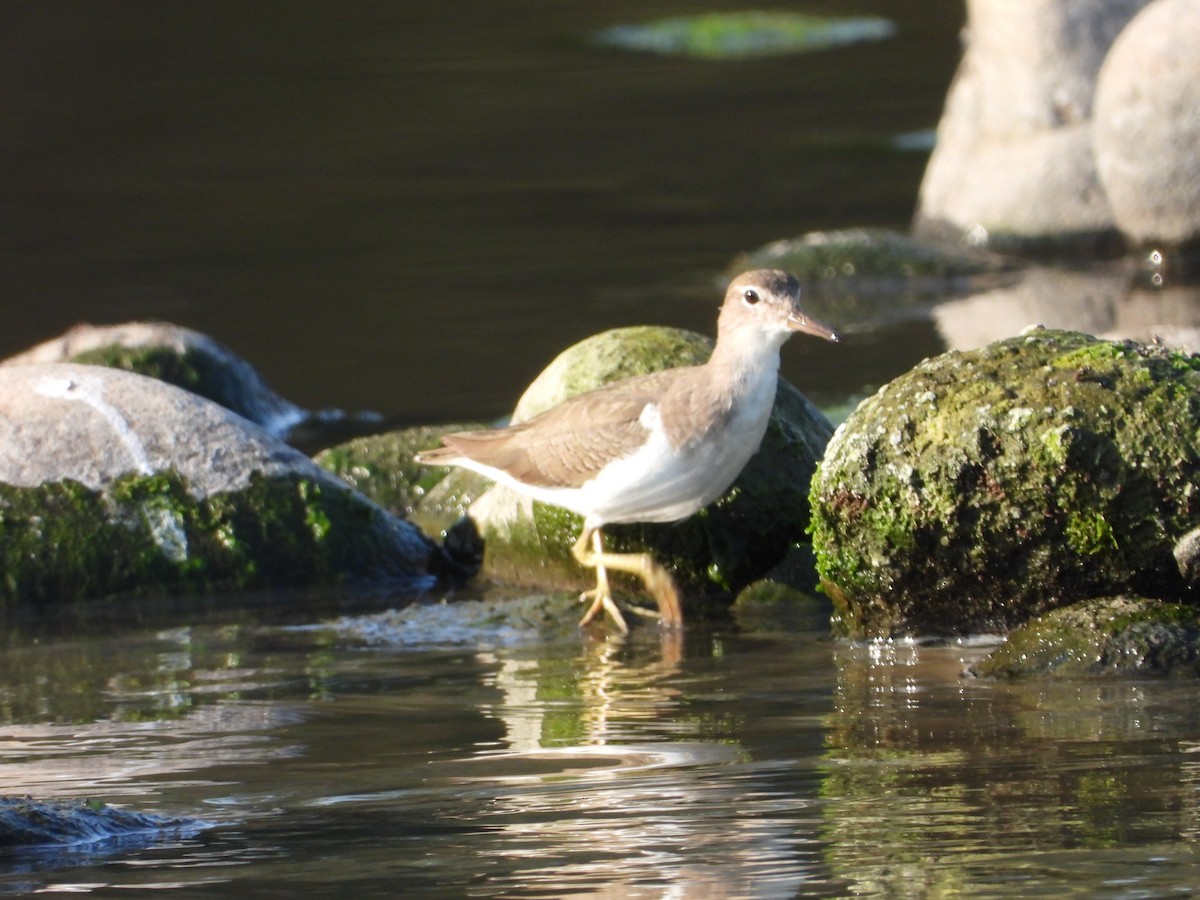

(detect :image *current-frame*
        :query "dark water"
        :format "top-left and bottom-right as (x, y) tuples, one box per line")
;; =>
(0, 0), (958, 421)
(6, 2), (1200, 896)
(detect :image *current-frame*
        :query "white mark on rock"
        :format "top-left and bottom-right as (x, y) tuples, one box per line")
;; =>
(35, 374), (154, 476)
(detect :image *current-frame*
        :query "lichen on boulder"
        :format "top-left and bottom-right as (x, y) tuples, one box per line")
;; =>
(809, 328), (1200, 639)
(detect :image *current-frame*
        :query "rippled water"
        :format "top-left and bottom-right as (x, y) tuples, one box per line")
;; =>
(3, 596), (1200, 896)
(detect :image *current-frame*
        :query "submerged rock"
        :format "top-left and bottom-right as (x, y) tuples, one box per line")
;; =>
(1, 321), (377, 441)
(0, 796), (206, 854)
(420, 326), (835, 607)
(810, 328), (1200, 638)
(729, 228), (1020, 329)
(0, 364), (437, 607)
(731, 229), (1015, 290)
(971, 596), (1200, 677)
(594, 12), (895, 60)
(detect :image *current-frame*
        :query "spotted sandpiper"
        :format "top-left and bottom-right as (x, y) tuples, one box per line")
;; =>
(416, 269), (838, 631)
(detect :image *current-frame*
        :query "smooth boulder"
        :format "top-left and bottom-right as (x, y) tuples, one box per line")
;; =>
(914, 0), (1148, 249)
(1, 321), (377, 440)
(1093, 0), (1200, 247)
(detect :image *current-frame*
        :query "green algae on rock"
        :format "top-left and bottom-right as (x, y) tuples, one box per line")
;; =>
(971, 597), (1200, 678)
(809, 328), (1200, 639)
(315, 424), (487, 521)
(0, 364), (436, 607)
(455, 326), (835, 607)
(595, 13), (895, 60)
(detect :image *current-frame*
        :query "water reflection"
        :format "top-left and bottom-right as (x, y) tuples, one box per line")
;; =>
(934, 264), (1200, 353)
(823, 639), (1200, 896)
(5, 606), (1200, 895)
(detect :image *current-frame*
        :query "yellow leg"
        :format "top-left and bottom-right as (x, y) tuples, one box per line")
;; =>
(571, 527), (684, 630)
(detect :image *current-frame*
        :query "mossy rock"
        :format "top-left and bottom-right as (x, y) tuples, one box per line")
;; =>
(810, 328), (1200, 638)
(732, 228), (1013, 286)
(464, 326), (835, 605)
(732, 545), (833, 631)
(315, 423), (487, 522)
(971, 597), (1200, 678)
(316, 424), (492, 576)
(0, 364), (436, 607)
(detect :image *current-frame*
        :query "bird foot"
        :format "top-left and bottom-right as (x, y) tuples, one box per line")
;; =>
(578, 587), (629, 633)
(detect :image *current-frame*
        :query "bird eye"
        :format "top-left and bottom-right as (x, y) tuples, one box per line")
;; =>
(743, 289), (760, 305)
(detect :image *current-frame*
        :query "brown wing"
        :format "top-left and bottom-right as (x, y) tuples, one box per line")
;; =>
(424, 371), (682, 489)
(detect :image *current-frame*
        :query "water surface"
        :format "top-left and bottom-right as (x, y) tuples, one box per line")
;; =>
(3, 595), (1199, 896)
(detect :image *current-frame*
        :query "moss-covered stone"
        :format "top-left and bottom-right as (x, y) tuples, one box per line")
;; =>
(809, 328), (1200, 638)
(462, 326), (834, 608)
(315, 424), (485, 519)
(0, 469), (432, 607)
(971, 597), (1200, 677)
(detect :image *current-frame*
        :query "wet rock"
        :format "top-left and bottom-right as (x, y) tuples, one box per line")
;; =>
(732, 545), (833, 631)
(0, 796), (206, 854)
(915, 0), (1147, 250)
(809, 328), (1200, 638)
(970, 596), (1200, 677)
(0, 364), (437, 607)
(429, 327), (835, 606)
(1, 321), (377, 441)
(1093, 0), (1200, 248)
(732, 228), (1016, 290)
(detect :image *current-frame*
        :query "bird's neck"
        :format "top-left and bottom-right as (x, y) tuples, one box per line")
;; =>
(703, 329), (784, 411)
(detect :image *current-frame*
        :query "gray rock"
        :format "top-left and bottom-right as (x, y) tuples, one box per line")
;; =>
(1093, 0), (1200, 247)
(915, 0), (1148, 249)
(0, 364), (436, 606)
(809, 329), (1200, 639)
(1173, 525), (1200, 584)
(1, 321), (376, 439)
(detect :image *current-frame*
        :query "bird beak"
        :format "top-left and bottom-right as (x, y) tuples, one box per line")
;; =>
(787, 311), (840, 342)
